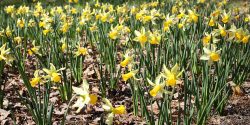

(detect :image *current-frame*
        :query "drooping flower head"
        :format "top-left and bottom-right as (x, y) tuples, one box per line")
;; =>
(72, 80), (97, 113)
(102, 98), (126, 125)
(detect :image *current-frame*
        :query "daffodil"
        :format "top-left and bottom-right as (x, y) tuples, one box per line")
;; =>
(149, 31), (161, 45)
(147, 75), (166, 97)
(228, 25), (245, 42)
(5, 26), (12, 37)
(200, 44), (221, 65)
(217, 24), (227, 37)
(242, 35), (249, 44)
(208, 17), (216, 27)
(202, 32), (220, 45)
(14, 37), (22, 44)
(30, 70), (42, 87)
(72, 80), (97, 113)
(0, 44), (10, 61)
(43, 26), (52, 36)
(102, 98), (126, 125)
(133, 27), (148, 47)
(108, 28), (119, 40)
(163, 14), (174, 32)
(162, 64), (183, 87)
(60, 22), (70, 34)
(171, 5), (178, 14)
(122, 70), (138, 82)
(188, 10), (199, 23)
(177, 9), (186, 19)
(43, 63), (64, 83)
(28, 41), (41, 56)
(17, 18), (25, 28)
(16, 5), (29, 15)
(221, 10), (230, 24)
(4, 5), (15, 14)
(198, 0), (205, 3)
(120, 51), (133, 68)
(244, 14), (250, 22)
(211, 9), (221, 17)
(89, 23), (98, 32)
(202, 33), (211, 45)
(74, 45), (88, 57)
(60, 38), (67, 53)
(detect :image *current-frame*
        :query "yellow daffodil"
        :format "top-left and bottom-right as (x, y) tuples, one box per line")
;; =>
(72, 80), (97, 113)
(108, 28), (119, 40)
(244, 14), (250, 22)
(177, 9), (186, 19)
(221, 10), (230, 24)
(188, 10), (199, 23)
(122, 70), (138, 82)
(60, 22), (70, 34)
(61, 42), (67, 53)
(202, 33), (211, 45)
(43, 27), (52, 36)
(28, 41), (41, 56)
(17, 18), (25, 28)
(211, 9), (221, 17)
(69, 0), (78, 3)
(30, 70), (42, 87)
(28, 19), (36, 27)
(171, 5), (178, 14)
(4, 5), (15, 14)
(208, 17), (216, 27)
(89, 23), (98, 32)
(74, 45), (88, 57)
(133, 27), (148, 47)
(217, 24), (227, 37)
(202, 32), (219, 45)
(120, 51), (133, 68)
(17, 5), (29, 15)
(148, 75), (166, 97)
(200, 44), (221, 64)
(235, 30), (243, 41)
(163, 14), (174, 32)
(14, 37), (22, 44)
(0, 44), (10, 61)
(102, 98), (126, 125)
(43, 63), (64, 83)
(5, 26), (12, 37)
(198, 0), (205, 3)
(149, 31), (161, 44)
(71, 7), (77, 14)
(162, 64), (183, 87)
(242, 35), (249, 44)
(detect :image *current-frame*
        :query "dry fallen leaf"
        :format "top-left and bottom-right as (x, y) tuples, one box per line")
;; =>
(0, 109), (10, 121)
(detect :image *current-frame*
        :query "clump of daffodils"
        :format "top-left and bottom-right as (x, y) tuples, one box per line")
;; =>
(72, 80), (97, 113)
(227, 24), (249, 44)
(108, 24), (130, 40)
(102, 98), (126, 125)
